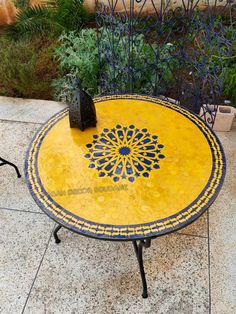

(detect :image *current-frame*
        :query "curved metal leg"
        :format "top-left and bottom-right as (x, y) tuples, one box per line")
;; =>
(53, 225), (62, 244)
(133, 238), (151, 298)
(0, 157), (21, 178)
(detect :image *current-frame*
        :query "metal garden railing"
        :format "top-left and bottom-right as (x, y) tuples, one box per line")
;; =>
(95, 0), (235, 127)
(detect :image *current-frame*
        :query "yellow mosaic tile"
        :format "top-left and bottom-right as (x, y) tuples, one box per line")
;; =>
(25, 95), (226, 239)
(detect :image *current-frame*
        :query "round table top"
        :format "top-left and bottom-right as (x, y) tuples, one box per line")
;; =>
(25, 94), (226, 240)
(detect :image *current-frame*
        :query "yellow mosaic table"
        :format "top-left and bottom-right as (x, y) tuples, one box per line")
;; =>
(25, 94), (226, 297)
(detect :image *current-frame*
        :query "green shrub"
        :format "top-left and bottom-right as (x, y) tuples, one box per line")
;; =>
(223, 60), (236, 106)
(0, 37), (58, 99)
(6, 0), (91, 41)
(53, 29), (99, 102)
(6, 6), (59, 41)
(222, 35), (236, 106)
(53, 0), (91, 32)
(13, 0), (30, 9)
(53, 28), (177, 101)
(100, 34), (177, 94)
(186, 22), (236, 106)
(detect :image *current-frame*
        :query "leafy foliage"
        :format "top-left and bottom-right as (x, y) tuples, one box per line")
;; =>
(6, 6), (59, 41)
(13, 0), (30, 9)
(222, 33), (236, 106)
(223, 58), (236, 106)
(2, 6), (235, 105)
(101, 34), (177, 94)
(0, 37), (58, 99)
(6, 0), (91, 41)
(181, 17), (236, 107)
(52, 0), (91, 32)
(53, 28), (177, 101)
(53, 29), (99, 102)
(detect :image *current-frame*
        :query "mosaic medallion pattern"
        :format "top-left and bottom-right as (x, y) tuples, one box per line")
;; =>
(84, 124), (165, 182)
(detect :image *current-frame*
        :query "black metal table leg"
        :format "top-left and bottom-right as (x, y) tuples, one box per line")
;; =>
(132, 238), (151, 298)
(0, 157), (21, 178)
(53, 224), (62, 244)
(53, 225), (152, 297)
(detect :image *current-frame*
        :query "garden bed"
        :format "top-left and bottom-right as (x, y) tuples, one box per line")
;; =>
(0, 0), (235, 108)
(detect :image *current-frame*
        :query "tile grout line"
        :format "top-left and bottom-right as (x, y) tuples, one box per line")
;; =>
(175, 232), (208, 239)
(0, 206), (44, 215)
(0, 118), (44, 125)
(21, 225), (55, 314)
(207, 209), (212, 314)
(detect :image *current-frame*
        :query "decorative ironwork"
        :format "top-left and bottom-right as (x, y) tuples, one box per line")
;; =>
(96, 0), (235, 127)
(84, 124), (165, 182)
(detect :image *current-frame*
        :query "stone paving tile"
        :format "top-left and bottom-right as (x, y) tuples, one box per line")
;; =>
(177, 212), (207, 238)
(0, 209), (54, 314)
(0, 120), (41, 212)
(24, 230), (209, 314)
(0, 97), (66, 124)
(209, 129), (236, 314)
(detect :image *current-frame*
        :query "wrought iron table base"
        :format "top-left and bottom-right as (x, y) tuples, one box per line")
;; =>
(53, 225), (62, 244)
(132, 238), (151, 298)
(53, 224), (151, 298)
(0, 157), (21, 178)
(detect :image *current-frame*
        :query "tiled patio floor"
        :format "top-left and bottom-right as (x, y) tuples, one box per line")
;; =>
(0, 97), (235, 314)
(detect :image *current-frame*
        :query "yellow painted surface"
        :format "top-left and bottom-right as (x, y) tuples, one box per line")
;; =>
(37, 98), (212, 225)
